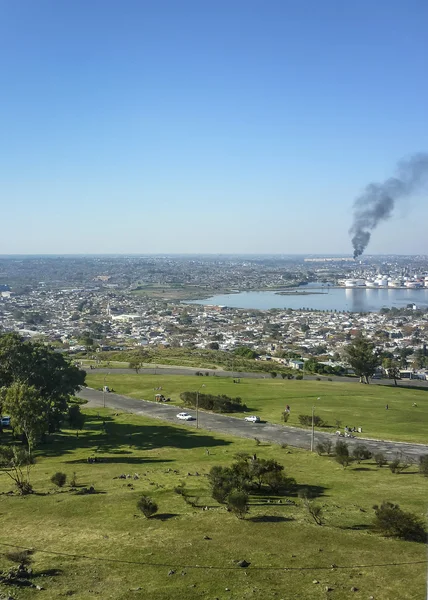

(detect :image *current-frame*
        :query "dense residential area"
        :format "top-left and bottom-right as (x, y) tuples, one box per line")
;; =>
(1, 255), (428, 378)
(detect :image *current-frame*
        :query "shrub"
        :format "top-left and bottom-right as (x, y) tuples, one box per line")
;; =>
(137, 495), (158, 518)
(51, 472), (67, 488)
(335, 441), (351, 468)
(5, 549), (34, 567)
(418, 454), (428, 477)
(295, 373), (303, 380)
(389, 455), (411, 474)
(227, 490), (249, 519)
(352, 444), (372, 463)
(180, 391), (247, 413)
(316, 440), (332, 455)
(374, 453), (387, 467)
(298, 488), (323, 525)
(373, 502), (426, 542)
(298, 414), (325, 427)
(270, 371), (277, 378)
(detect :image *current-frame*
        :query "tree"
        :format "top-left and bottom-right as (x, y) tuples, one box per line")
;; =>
(3, 383), (46, 455)
(383, 358), (400, 386)
(51, 472), (67, 487)
(233, 347), (259, 359)
(344, 333), (380, 384)
(352, 444), (372, 463)
(298, 488), (323, 525)
(137, 495), (158, 518)
(0, 445), (34, 494)
(227, 490), (249, 519)
(0, 333), (86, 434)
(68, 404), (85, 435)
(335, 440), (351, 468)
(129, 359), (143, 374)
(373, 502), (426, 542)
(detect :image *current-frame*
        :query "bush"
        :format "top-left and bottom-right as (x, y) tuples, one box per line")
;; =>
(270, 371), (277, 378)
(373, 502), (426, 542)
(418, 454), (428, 477)
(137, 495), (158, 518)
(180, 391), (247, 413)
(316, 440), (333, 455)
(227, 490), (249, 519)
(389, 456), (411, 474)
(352, 444), (372, 463)
(295, 373), (303, 380)
(298, 414), (326, 427)
(335, 441), (351, 468)
(51, 472), (67, 488)
(374, 453), (387, 467)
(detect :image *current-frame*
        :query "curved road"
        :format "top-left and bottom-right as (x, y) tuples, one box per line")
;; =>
(78, 387), (428, 460)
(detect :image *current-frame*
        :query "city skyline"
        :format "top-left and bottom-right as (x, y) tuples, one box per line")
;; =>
(1, 1), (428, 255)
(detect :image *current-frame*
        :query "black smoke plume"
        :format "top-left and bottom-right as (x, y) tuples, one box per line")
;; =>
(349, 153), (428, 258)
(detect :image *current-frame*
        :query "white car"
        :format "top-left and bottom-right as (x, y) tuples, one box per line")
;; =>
(244, 415), (260, 423)
(176, 412), (194, 421)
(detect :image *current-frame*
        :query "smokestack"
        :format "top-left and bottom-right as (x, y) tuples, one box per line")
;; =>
(349, 153), (428, 258)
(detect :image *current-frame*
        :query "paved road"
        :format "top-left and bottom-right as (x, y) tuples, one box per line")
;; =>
(78, 387), (428, 460)
(85, 366), (428, 389)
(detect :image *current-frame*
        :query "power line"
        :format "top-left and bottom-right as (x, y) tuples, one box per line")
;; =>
(0, 541), (426, 572)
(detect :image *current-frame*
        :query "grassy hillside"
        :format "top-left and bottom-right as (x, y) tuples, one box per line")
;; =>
(79, 347), (294, 374)
(85, 373), (428, 443)
(0, 408), (426, 600)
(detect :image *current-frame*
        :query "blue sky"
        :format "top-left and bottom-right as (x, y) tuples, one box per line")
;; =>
(1, 0), (427, 255)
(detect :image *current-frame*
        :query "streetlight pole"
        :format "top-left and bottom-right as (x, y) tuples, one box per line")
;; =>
(196, 384), (205, 429)
(103, 375), (106, 409)
(311, 397), (321, 452)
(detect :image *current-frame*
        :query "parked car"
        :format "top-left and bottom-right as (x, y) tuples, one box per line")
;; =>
(1, 416), (11, 427)
(176, 412), (194, 421)
(244, 415), (260, 423)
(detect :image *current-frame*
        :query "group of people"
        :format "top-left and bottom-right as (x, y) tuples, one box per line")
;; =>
(336, 425), (362, 437)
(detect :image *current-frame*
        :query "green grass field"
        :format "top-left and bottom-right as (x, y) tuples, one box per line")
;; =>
(0, 408), (426, 600)
(85, 373), (428, 443)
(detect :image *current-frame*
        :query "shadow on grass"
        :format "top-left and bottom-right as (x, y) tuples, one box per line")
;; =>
(352, 467), (372, 472)
(33, 569), (63, 577)
(382, 383), (428, 393)
(248, 515), (294, 523)
(65, 457), (169, 465)
(342, 524), (373, 531)
(293, 484), (328, 499)
(37, 414), (232, 459)
(151, 513), (179, 521)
